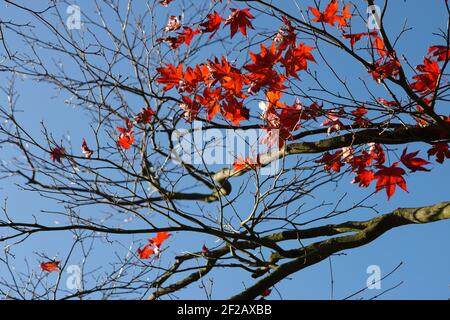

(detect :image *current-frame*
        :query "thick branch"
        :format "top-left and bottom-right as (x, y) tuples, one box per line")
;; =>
(229, 201), (450, 300)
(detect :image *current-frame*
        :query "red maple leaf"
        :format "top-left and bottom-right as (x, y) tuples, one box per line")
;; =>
(369, 58), (400, 83)
(137, 245), (155, 259)
(137, 232), (171, 260)
(149, 231), (171, 247)
(374, 163), (408, 200)
(200, 11), (223, 37)
(338, 4), (352, 28)
(196, 87), (223, 121)
(343, 32), (368, 47)
(81, 139), (93, 159)
(244, 43), (282, 74)
(178, 26), (199, 45)
(350, 150), (373, 171)
(309, 0), (340, 26)
(369, 143), (386, 165)
(428, 45), (450, 62)
(208, 56), (249, 97)
(135, 106), (155, 124)
(280, 42), (315, 78)
(180, 96), (201, 122)
(371, 34), (386, 57)
(352, 169), (375, 187)
(221, 96), (249, 125)
(351, 106), (370, 127)
(117, 118), (134, 150)
(274, 17), (297, 51)
(410, 58), (441, 95)
(50, 146), (65, 163)
(400, 148), (430, 172)
(156, 63), (183, 92)
(427, 143), (450, 164)
(224, 8), (255, 38)
(40, 261), (61, 272)
(316, 151), (343, 173)
(158, 27), (199, 50)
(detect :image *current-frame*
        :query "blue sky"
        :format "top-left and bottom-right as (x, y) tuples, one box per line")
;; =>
(0, 0), (449, 300)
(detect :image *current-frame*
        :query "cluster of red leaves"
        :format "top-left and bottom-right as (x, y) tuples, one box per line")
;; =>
(155, 7), (320, 145)
(369, 54), (400, 83)
(158, 26), (200, 49)
(316, 143), (433, 200)
(158, 7), (255, 49)
(309, 1), (351, 27)
(137, 232), (171, 259)
(307, 1), (397, 84)
(40, 261), (61, 272)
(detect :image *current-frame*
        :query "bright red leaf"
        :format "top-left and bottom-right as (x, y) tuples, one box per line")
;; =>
(117, 118), (134, 150)
(200, 11), (223, 37)
(156, 63), (183, 92)
(400, 148), (430, 172)
(224, 8), (255, 38)
(374, 163), (408, 200)
(309, 0), (340, 26)
(352, 169), (375, 187)
(137, 232), (171, 260)
(427, 143), (450, 164)
(410, 58), (441, 95)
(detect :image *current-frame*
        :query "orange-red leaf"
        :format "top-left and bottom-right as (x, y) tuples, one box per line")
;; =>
(156, 63), (183, 92)
(40, 261), (61, 272)
(309, 0), (340, 26)
(200, 11), (223, 37)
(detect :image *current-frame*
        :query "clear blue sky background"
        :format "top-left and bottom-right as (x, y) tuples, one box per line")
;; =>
(0, 0), (449, 300)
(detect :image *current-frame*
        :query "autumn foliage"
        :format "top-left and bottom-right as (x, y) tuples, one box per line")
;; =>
(0, 0), (448, 299)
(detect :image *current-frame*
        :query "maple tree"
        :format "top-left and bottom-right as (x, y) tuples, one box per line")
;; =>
(0, 0), (449, 301)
